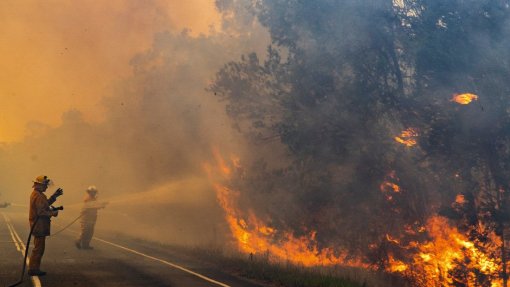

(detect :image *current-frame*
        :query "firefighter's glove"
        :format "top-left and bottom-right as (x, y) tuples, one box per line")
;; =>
(48, 188), (63, 204)
(52, 210), (59, 217)
(52, 188), (64, 198)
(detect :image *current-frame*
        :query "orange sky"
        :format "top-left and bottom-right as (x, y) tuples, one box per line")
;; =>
(0, 0), (221, 142)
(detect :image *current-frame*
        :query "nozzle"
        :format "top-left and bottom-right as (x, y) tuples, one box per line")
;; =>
(50, 206), (64, 211)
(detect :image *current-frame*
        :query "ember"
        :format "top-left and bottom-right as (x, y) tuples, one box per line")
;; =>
(451, 93), (479, 105)
(394, 128), (418, 147)
(380, 171), (402, 201)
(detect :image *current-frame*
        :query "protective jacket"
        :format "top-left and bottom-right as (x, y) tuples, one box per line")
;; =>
(76, 194), (105, 248)
(29, 190), (57, 237)
(80, 196), (103, 225)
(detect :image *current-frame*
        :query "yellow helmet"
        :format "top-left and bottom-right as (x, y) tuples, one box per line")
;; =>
(33, 175), (51, 185)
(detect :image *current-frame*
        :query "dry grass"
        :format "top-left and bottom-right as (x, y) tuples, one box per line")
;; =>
(120, 234), (409, 287)
(185, 247), (408, 287)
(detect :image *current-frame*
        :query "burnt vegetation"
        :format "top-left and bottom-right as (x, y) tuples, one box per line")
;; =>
(211, 0), (510, 285)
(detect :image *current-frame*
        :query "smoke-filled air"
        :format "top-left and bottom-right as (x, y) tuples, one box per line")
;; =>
(3, 1), (510, 286)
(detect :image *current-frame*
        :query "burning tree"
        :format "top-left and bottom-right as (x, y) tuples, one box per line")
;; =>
(211, 0), (510, 286)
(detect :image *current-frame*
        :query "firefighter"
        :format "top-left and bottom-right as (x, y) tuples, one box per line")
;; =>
(28, 175), (63, 276)
(75, 185), (106, 250)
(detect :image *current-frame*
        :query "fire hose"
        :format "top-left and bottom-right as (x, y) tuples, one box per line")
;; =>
(50, 213), (83, 236)
(7, 205), (64, 287)
(7, 198), (107, 287)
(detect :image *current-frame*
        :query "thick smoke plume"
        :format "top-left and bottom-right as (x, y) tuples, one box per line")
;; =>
(0, 2), (269, 245)
(3, 0), (510, 285)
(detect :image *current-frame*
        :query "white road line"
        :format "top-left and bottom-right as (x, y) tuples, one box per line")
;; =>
(10, 222), (25, 254)
(8, 225), (22, 251)
(2, 213), (42, 287)
(93, 237), (232, 287)
(2, 213), (21, 251)
(5, 220), (21, 251)
(59, 225), (231, 287)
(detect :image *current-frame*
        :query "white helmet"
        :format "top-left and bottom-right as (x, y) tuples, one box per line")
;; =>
(86, 185), (98, 194)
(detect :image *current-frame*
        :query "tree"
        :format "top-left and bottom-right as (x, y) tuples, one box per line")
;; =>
(212, 0), (510, 285)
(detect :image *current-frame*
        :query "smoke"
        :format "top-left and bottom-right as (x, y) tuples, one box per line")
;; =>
(0, 0), (221, 142)
(0, 1), (270, 245)
(3, 2), (510, 285)
(209, 2), (510, 283)
(211, 0), (416, 242)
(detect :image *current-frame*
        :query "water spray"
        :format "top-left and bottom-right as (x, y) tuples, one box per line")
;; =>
(4, 203), (25, 208)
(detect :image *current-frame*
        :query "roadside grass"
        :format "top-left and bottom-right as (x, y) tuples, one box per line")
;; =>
(118, 234), (407, 287)
(211, 254), (364, 287)
(185, 247), (406, 287)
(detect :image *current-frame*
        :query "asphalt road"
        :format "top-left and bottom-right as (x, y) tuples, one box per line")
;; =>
(0, 211), (265, 287)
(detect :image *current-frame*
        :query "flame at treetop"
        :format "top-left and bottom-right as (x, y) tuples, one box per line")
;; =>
(205, 148), (368, 268)
(455, 194), (466, 204)
(451, 93), (479, 105)
(395, 128), (418, 147)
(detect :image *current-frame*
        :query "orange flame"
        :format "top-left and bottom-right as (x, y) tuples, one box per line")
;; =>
(394, 128), (418, 147)
(454, 194), (465, 204)
(206, 148), (368, 268)
(380, 171), (402, 201)
(451, 93), (478, 105)
(208, 150), (505, 286)
(387, 255), (408, 272)
(386, 234), (401, 245)
(387, 216), (502, 286)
